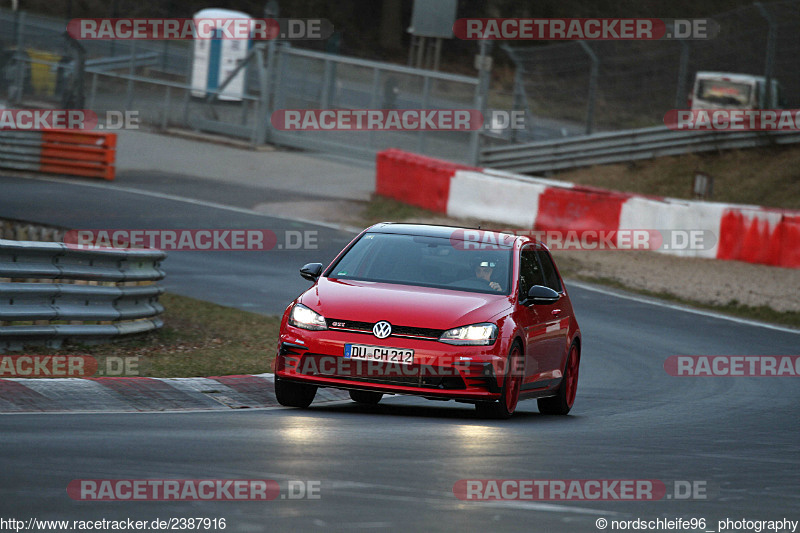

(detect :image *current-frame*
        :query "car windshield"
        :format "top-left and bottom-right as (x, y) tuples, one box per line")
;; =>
(326, 232), (513, 295)
(697, 80), (752, 106)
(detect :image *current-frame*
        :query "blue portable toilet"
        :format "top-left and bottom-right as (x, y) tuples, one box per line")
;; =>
(190, 8), (251, 101)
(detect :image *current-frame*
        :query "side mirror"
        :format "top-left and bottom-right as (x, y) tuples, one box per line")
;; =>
(526, 285), (560, 305)
(300, 263), (323, 282)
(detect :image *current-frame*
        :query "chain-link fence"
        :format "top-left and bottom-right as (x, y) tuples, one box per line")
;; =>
(504, 0), (800, 133)
(0, 7), (483, 164)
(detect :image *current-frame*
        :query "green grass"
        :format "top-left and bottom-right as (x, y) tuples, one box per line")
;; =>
(549, 144), (800, 210)
(361, 195), (445, 225)
(24, 293), (282, 378)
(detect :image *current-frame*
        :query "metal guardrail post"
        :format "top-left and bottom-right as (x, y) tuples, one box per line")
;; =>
(579, 41), (599, 136)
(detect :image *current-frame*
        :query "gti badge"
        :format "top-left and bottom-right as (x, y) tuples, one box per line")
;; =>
(373, 321), (392, 339)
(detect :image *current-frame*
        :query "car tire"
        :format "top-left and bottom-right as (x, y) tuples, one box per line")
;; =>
(475, 342), (523, 420)
(538, 342), (580, 415)
(349, 390), (383, 405)
(274, 377), (317, 408)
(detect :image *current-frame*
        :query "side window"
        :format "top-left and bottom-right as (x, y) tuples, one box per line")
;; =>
(536, 251), (563, 292)
(518, 248), (545, 300)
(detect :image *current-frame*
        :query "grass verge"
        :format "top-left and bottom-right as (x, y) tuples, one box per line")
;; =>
(21, 293), (281, 378)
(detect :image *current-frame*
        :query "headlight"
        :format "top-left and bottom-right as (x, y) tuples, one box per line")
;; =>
(289, 303), (327, 331)
(439, 323), (497, 345)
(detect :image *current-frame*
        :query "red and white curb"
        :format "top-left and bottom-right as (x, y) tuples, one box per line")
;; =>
(376, 149), (800, 268)
(0, 373), (348, 413)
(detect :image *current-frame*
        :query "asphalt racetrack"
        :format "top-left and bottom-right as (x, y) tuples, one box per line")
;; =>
(1, 174), (798, 532)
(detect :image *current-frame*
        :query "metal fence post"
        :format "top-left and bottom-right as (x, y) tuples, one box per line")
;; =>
(320, 58), (333, 108)
(675, 40), (690, 109)
(252, 44), (269, 146)
(469, 38), (492, 166)
(416, 74), (431, 154)
(259, 39), (277, 144)
(579, 41), (599, 135)
(755, 2), (777, 107)
(368, 67), (380, 149)
(11, 11), (26, 105)
(126, 40), (136, 109)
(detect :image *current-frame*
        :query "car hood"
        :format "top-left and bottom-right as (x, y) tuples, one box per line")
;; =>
(300, 278), (512, 329)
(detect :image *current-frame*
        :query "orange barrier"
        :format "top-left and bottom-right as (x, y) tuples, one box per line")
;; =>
(0, 130), (116, 181)
(38, 131), (117, 180)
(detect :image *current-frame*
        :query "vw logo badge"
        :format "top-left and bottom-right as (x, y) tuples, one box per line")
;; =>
(373, 321), (392, 339)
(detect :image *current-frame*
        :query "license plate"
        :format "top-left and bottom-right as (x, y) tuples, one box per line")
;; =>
(344, 344), (414, 365)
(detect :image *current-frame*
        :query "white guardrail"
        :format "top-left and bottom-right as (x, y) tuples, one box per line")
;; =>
(480, 126), (800, 174)
(0, 237), (166, 351)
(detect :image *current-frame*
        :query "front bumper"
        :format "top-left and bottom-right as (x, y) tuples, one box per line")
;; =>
(274, 328), (507, 401)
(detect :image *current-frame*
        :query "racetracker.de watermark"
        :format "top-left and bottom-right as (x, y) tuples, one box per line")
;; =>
(67, 479), (321, 501)
(63, 229), (318, 251)
(0, 356), (139, 377)
(449, 229), (716, 252)
(271, 109), (484, 131)
(452, 18), (718, 40)
(453, 479), (709, 501)
(0, 110), (138, 130)
(665, 109), (800, 131)
(67, 18), (333, 40)
(665, 356), (800, 377)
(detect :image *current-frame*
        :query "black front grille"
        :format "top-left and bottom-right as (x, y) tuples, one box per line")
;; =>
(341, 375), (466, 390)
(326, 319), (444, 340)
(296, 353), (466, 390)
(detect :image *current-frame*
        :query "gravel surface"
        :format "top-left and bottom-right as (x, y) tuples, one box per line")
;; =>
(552, 249), (800, 313)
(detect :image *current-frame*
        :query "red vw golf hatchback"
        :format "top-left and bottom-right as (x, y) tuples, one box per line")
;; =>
(273, 223), (581, 418)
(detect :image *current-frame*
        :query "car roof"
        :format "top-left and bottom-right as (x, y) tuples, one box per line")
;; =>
(695, 71), (766, 84)
(366, 222), (529, 245)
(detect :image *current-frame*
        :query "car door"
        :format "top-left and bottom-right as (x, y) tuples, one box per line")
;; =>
(515, 245), (553, 387)
(534, 249), (572, 380)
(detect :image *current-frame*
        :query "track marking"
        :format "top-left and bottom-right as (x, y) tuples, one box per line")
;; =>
(20, 175), (363, 234)
(567, 280), (800, 334)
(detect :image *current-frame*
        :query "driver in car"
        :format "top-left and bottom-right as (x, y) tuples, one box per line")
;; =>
(475, 258), (503, 292)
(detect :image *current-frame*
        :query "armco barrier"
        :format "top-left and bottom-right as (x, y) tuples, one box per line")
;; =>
(0, 130), (116, 180)
(0, 239), (165, 351)
(375, 149), (800, 269)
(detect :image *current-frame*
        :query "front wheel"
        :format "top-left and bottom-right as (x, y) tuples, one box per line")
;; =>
(274, 377), (317, 408)
(538, 343), (580, 415)
(475, 343), (523, 419)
